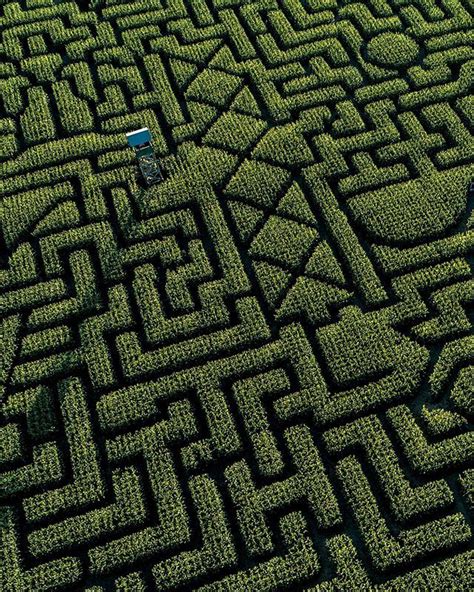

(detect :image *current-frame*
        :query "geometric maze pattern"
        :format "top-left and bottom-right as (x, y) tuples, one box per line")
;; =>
(0, 0), (473, 589)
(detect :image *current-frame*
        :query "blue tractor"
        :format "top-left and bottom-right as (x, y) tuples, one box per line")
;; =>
(126, 127), (164, 186)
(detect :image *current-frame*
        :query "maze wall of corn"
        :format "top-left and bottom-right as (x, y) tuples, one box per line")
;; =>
(0, 0), (473, 590)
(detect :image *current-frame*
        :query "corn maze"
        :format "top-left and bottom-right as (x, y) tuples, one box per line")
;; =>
(0, 0), (473, 590)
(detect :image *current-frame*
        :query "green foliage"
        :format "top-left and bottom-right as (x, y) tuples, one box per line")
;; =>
(224, 159), (291, 207)
(20, 86), (56, 145)
(186, 68), (242, 107)
(250, 215), (318, 270)
(53, 80), (94, 134)
(366, 32), (420, 68)
(204, 111), (267, 152)
(0, 1), (472, 590)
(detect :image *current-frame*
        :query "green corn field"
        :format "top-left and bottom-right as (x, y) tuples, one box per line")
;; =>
(0, 0), (473, 590)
